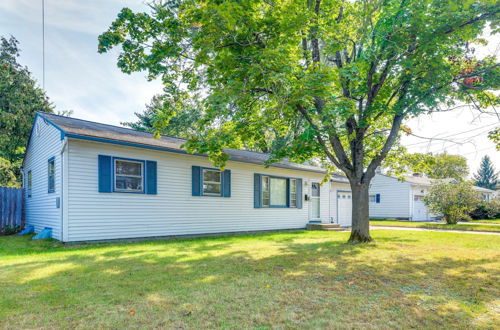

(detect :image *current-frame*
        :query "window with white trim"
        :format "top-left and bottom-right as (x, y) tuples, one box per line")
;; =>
(27, 170), (32, 197)
(202, 169), (222, 196)
(261, 176), (295, 208)
(48, 158), (55, 193)
(114, 159), (144, 192)
(369, 194), (376, 203)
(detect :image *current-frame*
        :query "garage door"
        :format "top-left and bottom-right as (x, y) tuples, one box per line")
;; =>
(413, 195), (429, 221)
(337, 191), (352, 227)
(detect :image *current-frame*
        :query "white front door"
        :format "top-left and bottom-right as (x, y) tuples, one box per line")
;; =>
(412, 195), (428, 221)
(310, 182), (321, 221)
(337, 191), (352, 227)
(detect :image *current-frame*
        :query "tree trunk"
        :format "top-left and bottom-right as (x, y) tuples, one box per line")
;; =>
(348, 181), (372, 243)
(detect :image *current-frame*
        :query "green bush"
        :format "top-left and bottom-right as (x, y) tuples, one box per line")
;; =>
(470, 199), (500, 220)
(424, 181), (481, 224)
(1, 225), (21, 235)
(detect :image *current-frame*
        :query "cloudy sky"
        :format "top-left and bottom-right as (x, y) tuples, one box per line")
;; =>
(1, 0), (498, 175)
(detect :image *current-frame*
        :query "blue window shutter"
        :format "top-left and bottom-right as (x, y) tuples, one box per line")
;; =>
(254, 173), (262, 208)
(98, 155), (112, 193)
(376, 193), (381, 203)
(222, 169), (231, 197)
(286, 179), (290, 207)
(192, 166), (202, 196)
(145, 160), (157, 194)
(296, 179), (303, 209)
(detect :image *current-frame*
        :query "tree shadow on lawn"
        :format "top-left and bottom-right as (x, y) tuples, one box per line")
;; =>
(0, 232), (498, 329)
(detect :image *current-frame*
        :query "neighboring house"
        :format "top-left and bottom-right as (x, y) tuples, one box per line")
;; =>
(22, 112), (354, 242)
(473, 185), (497, 201)
(368, 173), (497, 221)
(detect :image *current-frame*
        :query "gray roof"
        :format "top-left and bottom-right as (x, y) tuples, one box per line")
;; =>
(402, 175), (438, 186)
(382, 173), (497, 193)
(39, 112), (325, 173)
(331, 173), (349, 184)
(472, 186), (497, 193)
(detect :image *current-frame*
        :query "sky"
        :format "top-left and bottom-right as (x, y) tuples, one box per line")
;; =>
(0, 0), (498, 175)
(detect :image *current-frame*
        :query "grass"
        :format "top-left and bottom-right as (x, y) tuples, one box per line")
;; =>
(370, 220), (500, 232)
(467, 219), (500, 224)
(0, 230), (499, 329)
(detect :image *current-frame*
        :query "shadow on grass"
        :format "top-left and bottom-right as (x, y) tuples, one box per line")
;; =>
(0, 231), (498, 328)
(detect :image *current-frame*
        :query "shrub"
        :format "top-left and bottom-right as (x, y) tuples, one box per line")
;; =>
(470, 199), (500, 219)
(423, 181), (481, 224)
(1, 225), (21, 235)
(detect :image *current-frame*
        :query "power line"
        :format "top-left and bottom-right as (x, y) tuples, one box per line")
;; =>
(405, 122), (498, 147)
(42, 0), (45, 89)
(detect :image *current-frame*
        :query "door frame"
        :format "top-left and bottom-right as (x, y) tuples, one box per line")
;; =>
(309, 181), (321, 221)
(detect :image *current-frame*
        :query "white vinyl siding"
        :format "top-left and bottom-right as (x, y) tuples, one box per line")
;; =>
(369, 174), (411, 219)
(66, 139), (329, 242)
(23, 116), (63, 240)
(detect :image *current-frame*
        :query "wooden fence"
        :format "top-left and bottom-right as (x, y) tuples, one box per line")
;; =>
(0, 187), (24, 231)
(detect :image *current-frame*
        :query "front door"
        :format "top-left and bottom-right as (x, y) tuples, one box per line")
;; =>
(337, 191), (352, 226)
(310, 182), (321, 221)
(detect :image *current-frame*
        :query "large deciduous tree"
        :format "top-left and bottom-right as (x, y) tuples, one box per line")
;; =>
(0, 36), (53, 184)
(99, 0), (499, 243)
(473, 155), (498, 189)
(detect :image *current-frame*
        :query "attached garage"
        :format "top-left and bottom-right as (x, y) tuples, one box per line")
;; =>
(329, 175), (353, 227)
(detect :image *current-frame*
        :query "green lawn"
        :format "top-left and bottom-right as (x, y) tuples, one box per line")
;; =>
(467, 219), (500, 224)
(370, 220), (500, 232)
(1, 230), (499, 329)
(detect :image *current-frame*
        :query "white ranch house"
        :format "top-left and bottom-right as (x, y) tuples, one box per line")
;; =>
(23, 113), (354, 242)
(368, 173), (497, 221)
(22, 113), (497, 241)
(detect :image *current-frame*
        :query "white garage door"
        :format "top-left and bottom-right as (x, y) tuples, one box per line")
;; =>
(337, 191), (352, 227)
(413, 195), (429, 221)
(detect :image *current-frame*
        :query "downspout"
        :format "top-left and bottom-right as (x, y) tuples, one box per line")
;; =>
(59, 138), (68, 241)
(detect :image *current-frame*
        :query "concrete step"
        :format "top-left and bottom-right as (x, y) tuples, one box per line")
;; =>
(306, 223), (342, 230)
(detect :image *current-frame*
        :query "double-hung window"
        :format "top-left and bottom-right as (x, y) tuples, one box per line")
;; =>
(259, 175), (301, 208)
(369, 194), (376, 203)
(262, 176), (288, 207)
(27, 170), (32, 197)
(114, 159), (144, 192)
(48, 158), (55, 193)
(203, 169), (222, 196)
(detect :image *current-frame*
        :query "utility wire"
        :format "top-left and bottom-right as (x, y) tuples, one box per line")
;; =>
(405, 122), (498, 147)
(42, 0), (45, 89)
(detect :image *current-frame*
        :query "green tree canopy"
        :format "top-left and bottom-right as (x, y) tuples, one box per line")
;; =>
(122, 94), (202, 139)
(0, 36), (53, 183)
(99, 0), (499, 243)
(392, 152), (469, 180)
(124, 94), (304, 153)
(473, 155), (498, 189)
